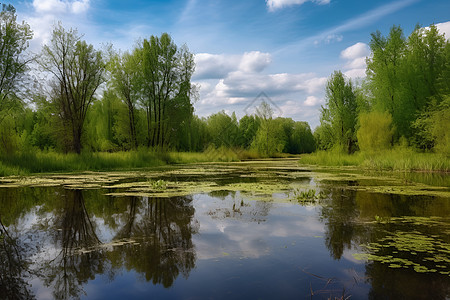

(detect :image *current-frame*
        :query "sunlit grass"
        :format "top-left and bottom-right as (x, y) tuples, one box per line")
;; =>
(300, 148), (450, 172)
(0, 147), (243, 176)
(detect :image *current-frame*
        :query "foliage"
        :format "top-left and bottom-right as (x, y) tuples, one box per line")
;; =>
(300, 148), (449, 172)
(366, 24), (448, 142)
(39, 23), (105, 153)
(357, 111), (394, 152)
(0, 4), (33, 118)
(321, 71), (358, 153)
(411, 96), (450, 154)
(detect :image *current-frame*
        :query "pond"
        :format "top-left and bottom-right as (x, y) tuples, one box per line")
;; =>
(0, 159), (449, 299)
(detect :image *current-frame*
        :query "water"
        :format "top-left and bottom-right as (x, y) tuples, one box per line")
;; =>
(0, 160), (449, 299)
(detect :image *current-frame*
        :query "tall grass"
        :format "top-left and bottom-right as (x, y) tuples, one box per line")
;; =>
(0, 147), (242, 176)
(300, 148), (450, 172)
(0, 150), (166, 175)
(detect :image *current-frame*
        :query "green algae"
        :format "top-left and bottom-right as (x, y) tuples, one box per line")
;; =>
(353, 216), (450, 276)
(0, 159), (448, 200)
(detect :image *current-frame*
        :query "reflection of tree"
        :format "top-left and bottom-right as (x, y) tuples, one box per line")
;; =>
(320, 187), (360, 259)
(366, 253), (450, 299)
(321, 188), (450, 298)
(43, 189), (103, 300)
(110, 196), (197, 287)
(0, 216), (34, 300)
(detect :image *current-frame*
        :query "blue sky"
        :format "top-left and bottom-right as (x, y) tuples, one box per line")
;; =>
(15, 0), (450, 128)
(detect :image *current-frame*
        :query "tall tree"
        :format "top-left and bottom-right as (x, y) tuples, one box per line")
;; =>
(366, 25), (407, 138)
(108, 50), (139, 149)
(321, 71), (358, 153)
(138, 33), (195, 148)
(40, 24), (105, 153)
(0, 4), (33, 119)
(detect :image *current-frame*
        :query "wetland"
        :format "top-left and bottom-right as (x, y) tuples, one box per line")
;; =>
(0, 158), (449, 299)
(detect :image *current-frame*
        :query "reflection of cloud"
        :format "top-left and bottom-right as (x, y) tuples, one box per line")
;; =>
(193, 194), (325, 260)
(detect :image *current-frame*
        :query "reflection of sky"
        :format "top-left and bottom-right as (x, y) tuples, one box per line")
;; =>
(193, 193), (325, 260)
(4, 189), (369, 299)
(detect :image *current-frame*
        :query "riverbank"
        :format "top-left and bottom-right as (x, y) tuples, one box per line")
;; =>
(0, 148), (242, 176)
(299, 149), (450, 172)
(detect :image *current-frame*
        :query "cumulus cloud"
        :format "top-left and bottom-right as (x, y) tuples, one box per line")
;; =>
(435, 21), (450, 40)
(303, 95), (323, 106)
(266, 0), (330, 11)
(239, 51), (272, 73)
(194, 51), (271, 80)
(340, 42), (370, 79)
(33, 0), (90, 14)
(22, 0), (92, 50)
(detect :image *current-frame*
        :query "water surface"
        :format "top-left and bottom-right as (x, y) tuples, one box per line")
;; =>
(0, 160), (449, 299)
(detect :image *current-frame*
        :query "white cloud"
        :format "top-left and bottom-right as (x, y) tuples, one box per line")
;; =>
(32, 0), (90, 14)
(194, 51), (271, 80)
(304, 95), (323, 106)
(266, 0), (330, 12)
(340, 42), (370, 60)
(33, 0), (66, 13)
(239, 51), (272, 73)
(71, 0), (90, 14)
(340, 42), (369, 79)
(435, 21), (450, 40)
(22, 0), (92, 50)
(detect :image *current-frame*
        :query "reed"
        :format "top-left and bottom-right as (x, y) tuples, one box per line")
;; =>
(300, 148), (449, 172)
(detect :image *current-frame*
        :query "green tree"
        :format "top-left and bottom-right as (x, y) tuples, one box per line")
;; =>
(290, 121), (315, 154)
(40, 23), (105, 153)
(357, 111), (394, 152)
(0, 4), (33, 119)
(252, 101), (285, 156)
(238, 115), (260, 148)
(206, 111), (239, 147)
(138, 33), (195, 148)
(321, 71), (358, 153)
(108, 50), (140, 149)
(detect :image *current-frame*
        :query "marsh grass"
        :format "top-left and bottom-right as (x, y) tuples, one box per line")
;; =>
(0, 147), (242, 176)
(300, 148), (449, 172)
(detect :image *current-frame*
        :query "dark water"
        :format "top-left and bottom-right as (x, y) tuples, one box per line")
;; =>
(0, 165), (449, 299)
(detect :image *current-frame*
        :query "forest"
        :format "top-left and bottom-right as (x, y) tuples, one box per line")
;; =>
(0, 4), (448, 175)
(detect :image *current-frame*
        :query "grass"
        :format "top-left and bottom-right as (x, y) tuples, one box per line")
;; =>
(299, 148), (450, 172)
(0, 147), (242, 176)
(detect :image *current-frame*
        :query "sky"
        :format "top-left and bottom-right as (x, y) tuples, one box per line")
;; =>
(14, 0), (450, 129)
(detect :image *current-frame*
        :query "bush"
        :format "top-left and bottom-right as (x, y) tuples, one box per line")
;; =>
(357, 111), (394, 152)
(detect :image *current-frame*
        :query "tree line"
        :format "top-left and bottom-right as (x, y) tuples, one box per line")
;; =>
(1, 3), (448, 159)
(317, 24), (449, 155)
(0, 4), (315, 157)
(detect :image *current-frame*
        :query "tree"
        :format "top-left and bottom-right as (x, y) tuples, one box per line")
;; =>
(321, 71), (358, 153)
(238, 115), (259, 148)
(291, 121), (315, 154)
(366, 24), (448, 142)
(357, 111), (394, 152)
(40, 23), (105, 153)
(366, 26), (406, 138)
(108, 50), (140, 149)
(206, 111), (239, 147)
(0, 4), (33, 119)
(138, 33), (195, 148)
(252, 101), (285, 156)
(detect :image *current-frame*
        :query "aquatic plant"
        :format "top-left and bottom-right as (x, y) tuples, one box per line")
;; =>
(151, 179), (167, 190)
(292, 188), (327, 204)
(353, 217), (450, 275)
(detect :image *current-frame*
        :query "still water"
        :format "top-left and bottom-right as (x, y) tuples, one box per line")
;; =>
(0, 160), (449, 299)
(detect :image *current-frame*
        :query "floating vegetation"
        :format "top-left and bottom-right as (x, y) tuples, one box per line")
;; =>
(150, 179), (167, 190)
(353, 227), (450, 275)
(292, 188), (327, 204)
